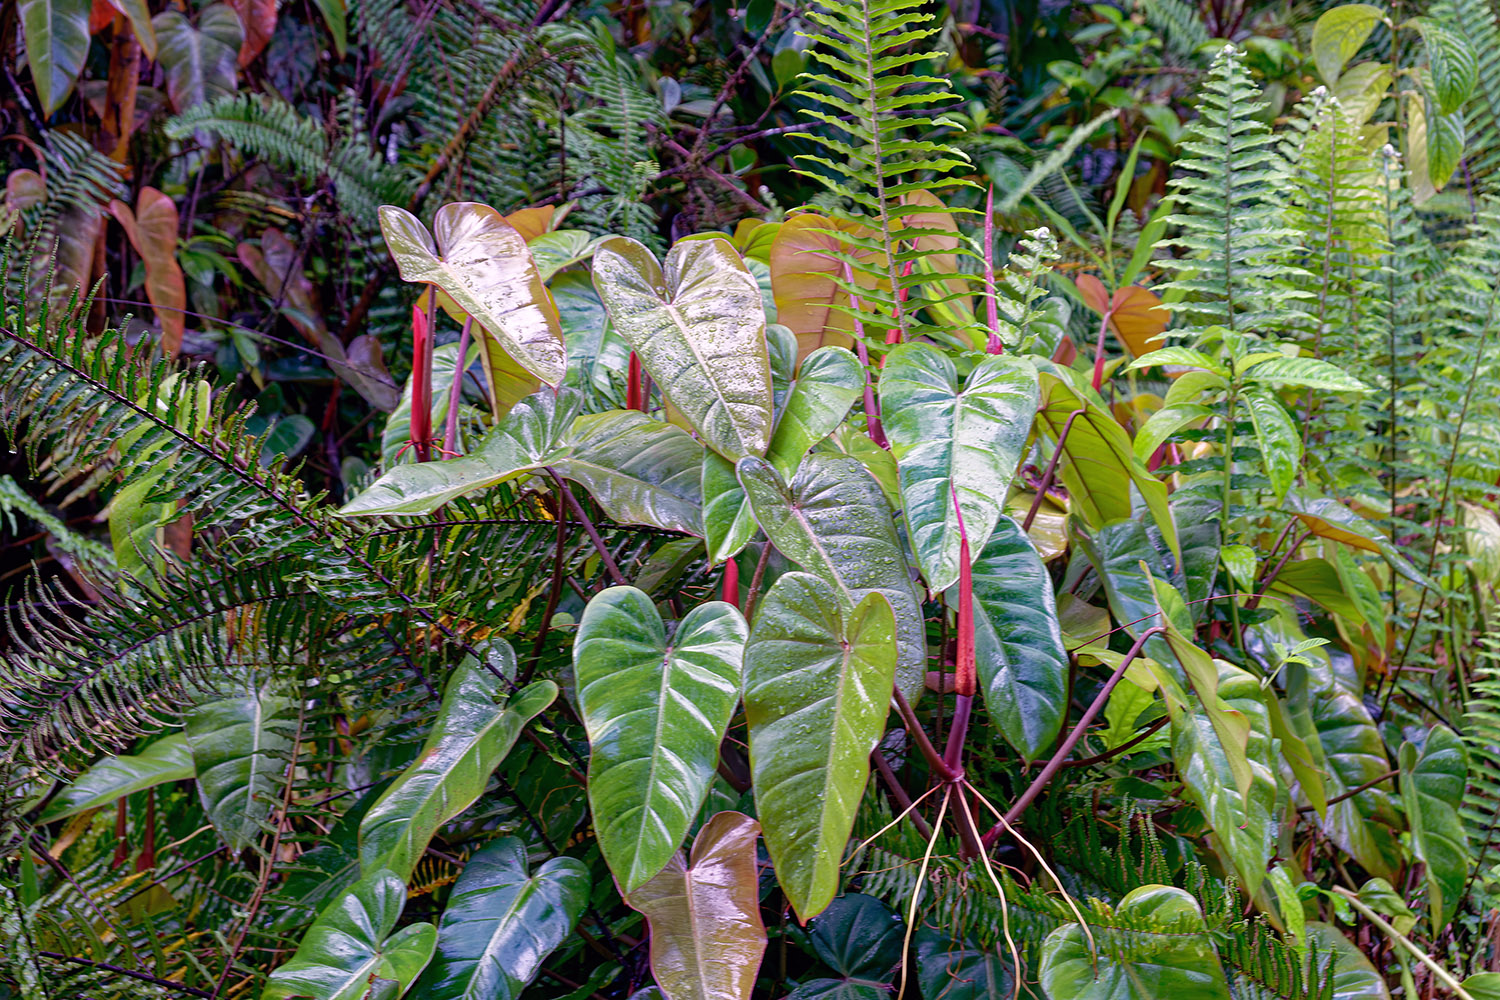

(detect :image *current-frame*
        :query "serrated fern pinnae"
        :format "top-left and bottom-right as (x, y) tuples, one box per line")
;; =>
(1157, 45), (1308, 342)
(794, 0), (976, 343)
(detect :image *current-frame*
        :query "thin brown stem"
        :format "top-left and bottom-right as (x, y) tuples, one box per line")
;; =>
(546, 469), (625, 585)
(1024, 408), (1084, 531)
(872, 749), (934, 838)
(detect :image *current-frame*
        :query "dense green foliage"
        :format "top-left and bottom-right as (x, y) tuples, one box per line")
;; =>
(6, 0), (1500, 997)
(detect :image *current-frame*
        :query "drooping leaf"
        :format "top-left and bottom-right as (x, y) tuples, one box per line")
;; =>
(379, 203), (567, 388)
(410, 838), (589, 1000)
(575, 587), (747, 892)
(949, 516), (1067, 759)
(109, 188), (186, 356)
(1413, 17), (1478, 115)
(1311, 4), (1384, 85)
(38, 733), (194, 823)
(19, 0), (93, 115)
(153, 5), (244, 112)
(767, 346), (864, 478)
(1242, 389), (1299, 502)
(879, 344), (1038, 590)
(1035, 362), (1178, 558)
(1038, 886), (1232, 1000)
(343, 388), (580, 516)
(737, 454), (925, 698)
(743, 574), (896, 921)
(263, 869), (437, 1000)
(185, 688), (291, 851)
(1172, 665), (1275, 896)
(225, 0), (275, 65)
(1285, 493), (1424, 583)
(1240, 355), (1368, 393)
(359, 649), (557, 880)
(1400, 726), (1469, 930)
(625, 812), (767, 1000)
(592, 236), (773, 461)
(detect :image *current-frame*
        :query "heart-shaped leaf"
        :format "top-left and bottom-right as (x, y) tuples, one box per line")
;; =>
(767, 345), (864, 477)
(744, 573), (896, 921)
(626, 812), (767, 1000)
(592, 236), (773, 461)
(263, 868), (437, 1000)
(1039, 886), (1232, 999)
(879, 344), (1038, 590)
(38, 732), (194, 823)
(737, 454), (925, 698)
(153, 5), (243, 112)
(360, 647), (557, 880)
(950, 516), (1068, 759)
(110, 188), (186, 356)
(913, 928), (1012, 1000)
(575, 587), (747, 892)
(379, 203), (567, 387)
(410, 838), (589, 1000)
(185, 687), (291, 851)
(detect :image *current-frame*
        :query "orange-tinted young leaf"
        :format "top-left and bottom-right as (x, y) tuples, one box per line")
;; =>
(90, 0), (116, 33)
(1073, 273), (1110, 317)
(110, 187), (186, 356)
(503, 205), (556, 241)
(901, 189), (973, 321)
(626, 812), (767, 1000)
(93, 0), (155, 56)
(1109, 285), (1169, 357)
(769, 213), (884, 361)
(226, 0), (275, 65)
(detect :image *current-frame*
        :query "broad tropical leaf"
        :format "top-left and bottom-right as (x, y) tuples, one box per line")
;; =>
(109, 188), (187, 355)
(788, 893), (905, 1000)
(951, 516), (1067, 759)
(879, 344), (1038, 590)
(153, 5), (244, 111)
(767, 346), (864, 478)
(737, 454), (925, 698)
(626, 811), (767, 1000)
(19, 0), (92, 115)
(575, 587), (747, 892)
(592, 236), (773, 460)
(1401, 726), (1469, 930)
(263, 869), (437, 1000)
(1038, 886), (1233, 999)
(553, 411), (706, 537)
(379, 203), (567, 387)
(743, 574), (896, 921)
(185, 687), (291, 851)
(360, 648), (557, 880)
(38, 733), (194, 823)
(410, 838), (589, 1000)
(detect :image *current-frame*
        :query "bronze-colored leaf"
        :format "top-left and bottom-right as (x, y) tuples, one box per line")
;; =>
(769, 213), (885, 360)
(110, 187), (186, 356)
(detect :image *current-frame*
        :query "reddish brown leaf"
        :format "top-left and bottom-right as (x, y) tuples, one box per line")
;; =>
(1073, 273), (1110, 317)
(226, 0), (275, 66)
(769, 212), (884, 361)
(110, 187), (186, 356)
(90, 0), (116, 33)
(502, 205), (555, 241)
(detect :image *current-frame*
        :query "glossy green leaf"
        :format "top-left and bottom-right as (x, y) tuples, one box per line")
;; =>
(1173, 665), (1274, 896)
(1241, 355), (1367, 393)
(767, 346), (863, 478)
(1038, 885), (1232, 1000)
(1134, 403), (1215, 464)
(1035, 363), (1178, 558)
(1400, 726), (1469, 930)
(153, 5), (244, 112)
(575, 587), (747, 892)
(409, 838), (589, 1000)
(38, 733), (194, 823)
(263, 868), (436, 1000)
(186, 688), (291, 851)
(1426, 97), (1466, 189)
(360, 649), (557, 880)
(703, 451), (756, 563)
(737, 454), (925, 698)
(1311, 4), (1384, 85)
(1242, 389), (1299, 502)
(743, 574), (896, 921)
(879, 344), (1038, 590)
(379, 203), (567, 387)
(308, 0), (346, 54)
(625, 811), (767, 1000)
(592, 236), (773, 461)
(1461, 974), (1500, 1000)
(343, 388), (580, 516)
(19, 0), (92, 115)
(1272, 558), (1368, 626)
(552, 411), (706, 536)
(793, 892), (904, 1000)
(948, 515), (1067, 759)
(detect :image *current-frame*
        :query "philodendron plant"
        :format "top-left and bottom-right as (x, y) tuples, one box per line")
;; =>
(318, 195), (1437, 998)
